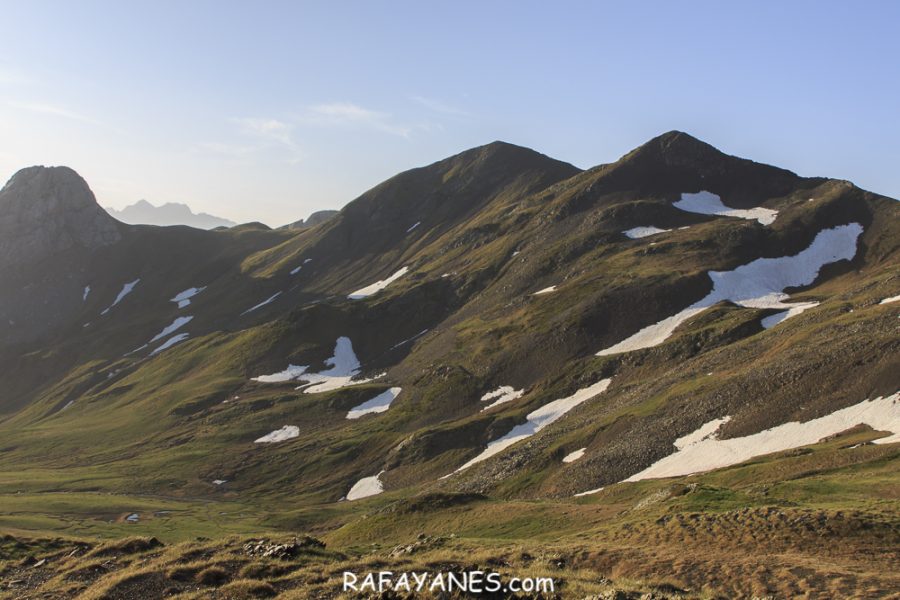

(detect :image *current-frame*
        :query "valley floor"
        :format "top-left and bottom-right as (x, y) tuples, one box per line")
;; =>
(2, 426), (898, 599)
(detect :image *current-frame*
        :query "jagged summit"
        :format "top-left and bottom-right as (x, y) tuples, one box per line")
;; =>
(585, 130), (807, 203)
(0, 166), (120, 270)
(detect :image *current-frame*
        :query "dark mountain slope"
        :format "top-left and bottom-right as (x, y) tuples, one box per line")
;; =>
(241, 141), (581, 285)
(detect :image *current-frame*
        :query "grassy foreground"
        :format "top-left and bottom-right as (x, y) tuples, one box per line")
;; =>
(2, 427), (897, 599)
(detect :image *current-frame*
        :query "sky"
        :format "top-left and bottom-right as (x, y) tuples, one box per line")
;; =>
(1, 1), (898, 227)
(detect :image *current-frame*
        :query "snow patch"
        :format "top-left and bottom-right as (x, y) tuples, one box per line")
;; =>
(255, 425), (300, 443)
(254, 364), (307, 383)
(242, 292), (282, 315)
(574, 486), (604, 497)
(625, 392), (900, 482)
(406, 221), (421, 233)
(290, 265), (303, 275)
(597, 223), (862, 356)
(82, 286), (91, 301)
(879, 294), (900, 305)
(674, 191), (778, 225)
(150, 316), (193, 343)
(624, 226), (670, 239)
(347, 471), (384, 501)
(674, 416), (732, 449)
(480, 386), (525, 411)
(347, 387), (402, 419)
(101, 279), (140, 315)
(171, 287), (205, 308)
(252, 337), (382, 394)
(563, 448), (586, 463)
(454, 379), (612, 473)
(213, 479), (227, 485)
(150, 333), (189, 355)
(348, 267), (409, 299)
(391, 329), (428, 350)
(533, 286), (557, 295)
(760, 302), (819, 329)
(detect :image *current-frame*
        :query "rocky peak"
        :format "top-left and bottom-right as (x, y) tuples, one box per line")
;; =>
(284, 209), (339, 230)
(0, 166), (121, 270)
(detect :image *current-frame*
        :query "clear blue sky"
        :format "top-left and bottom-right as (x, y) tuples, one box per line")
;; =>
(1, 1), (897, 226)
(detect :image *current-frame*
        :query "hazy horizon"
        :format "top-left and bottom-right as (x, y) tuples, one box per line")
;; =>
(2, 1), (899, 227)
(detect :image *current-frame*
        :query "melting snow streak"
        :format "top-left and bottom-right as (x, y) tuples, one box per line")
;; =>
(480, 386), (525, 411)
(348, 267), (408, 299)
(150, 333), (189, 355)
(255, 425), (300, 443)
(347, 471), (384, 500)
(674, 191), (778, 225)
(624, 226), (670, 239)
(454, 379), (612, 473)
(347, 388), (402, 419)
(242, 292), (282, 315)
(101, 279), (140, 315)
(626, 392), (900, 481)
(597, 223), (863, 356)
(171, 287), (205, 308)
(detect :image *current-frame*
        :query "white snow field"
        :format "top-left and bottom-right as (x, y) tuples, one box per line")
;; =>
(563, 448), (586, 463)
(454, 379), (612, 473)
(625, 392), (900, 482)
(254, 425), (300, 443)
(597, 223), (863, 356)
(346, 387), (402, 419)
(171, 287), (205, 308)
(348, 266), (409, 299)
(252, 337), (382, 394)
(253, 364), (308, 383)
(150, 333), (189, 355)
(480, 386), (525, 411)
(879, 294), (900, 305)
(101, 279), (140, 315)
(533, 286), (557, 295)
(241, 292), (282, 315)
(623, 226), (670, 239)
(674, 191), (778, 225)
(149, 316), (193, 343)
(347, 471), (384, 500)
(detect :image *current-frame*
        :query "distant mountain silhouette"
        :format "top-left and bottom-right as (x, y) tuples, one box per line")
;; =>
(106, 199), (236, 229)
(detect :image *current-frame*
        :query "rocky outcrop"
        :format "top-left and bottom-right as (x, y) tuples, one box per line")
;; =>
(0, 166), (121, 270)
(283, 209), (339, 230)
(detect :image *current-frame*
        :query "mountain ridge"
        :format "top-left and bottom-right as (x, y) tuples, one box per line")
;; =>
(0, 132), (897, 598)
(106, 198), (237, 229)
